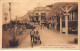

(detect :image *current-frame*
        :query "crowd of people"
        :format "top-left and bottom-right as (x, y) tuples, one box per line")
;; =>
(30, 28), (40, 42)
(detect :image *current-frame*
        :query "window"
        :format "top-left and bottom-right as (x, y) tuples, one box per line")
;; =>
(41, 13), (46, 21)
(62, 16), (65, 21)
(41, 13), (46, 16)
(36, 13), (39, 15)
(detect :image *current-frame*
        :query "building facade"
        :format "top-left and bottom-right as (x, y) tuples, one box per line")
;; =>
(47, 2), (78, 36)
(33, 7), (50, 26)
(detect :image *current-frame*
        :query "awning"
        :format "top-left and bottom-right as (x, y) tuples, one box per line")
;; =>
(47, 2), (78, 18)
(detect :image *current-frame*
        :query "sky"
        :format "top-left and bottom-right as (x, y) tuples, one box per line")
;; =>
(2, 1), (56, 24)
(2, 0), (78, 24)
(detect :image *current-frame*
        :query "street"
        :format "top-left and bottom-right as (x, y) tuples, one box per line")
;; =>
(17, 26), (78, 48)
(2, 2), (78, 49)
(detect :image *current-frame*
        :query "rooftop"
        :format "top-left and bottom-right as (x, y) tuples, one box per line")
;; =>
(47, 2), (78, 17)
(34, 7), (50, 11)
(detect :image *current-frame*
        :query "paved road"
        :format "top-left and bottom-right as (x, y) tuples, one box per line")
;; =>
(17, 35), (31, 48)
(17, 27), (78, 48)
(40, 27), (68, 45)
(17, 29), (32, 48)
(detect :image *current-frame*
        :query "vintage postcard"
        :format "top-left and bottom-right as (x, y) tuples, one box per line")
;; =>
(0, 0), (80, 50)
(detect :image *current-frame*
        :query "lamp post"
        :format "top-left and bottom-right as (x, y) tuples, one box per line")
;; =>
(4, 13), (8, 30)
(9, 2), (12, 35)
(16, 16), (17, 26)
(8, 3), (19, 47)
(9, 2), (11, 22)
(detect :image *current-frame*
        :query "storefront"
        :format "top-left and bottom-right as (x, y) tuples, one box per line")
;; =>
(47, 2), (78, 36)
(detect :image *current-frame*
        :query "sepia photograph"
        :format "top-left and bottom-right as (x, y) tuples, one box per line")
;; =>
(2, 1), (78, 49)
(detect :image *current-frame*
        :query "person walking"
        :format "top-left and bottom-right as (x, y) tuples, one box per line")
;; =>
(47, 23), (49, 29)
(30, 29), (35, 42)
(36, 29), (40, 41)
